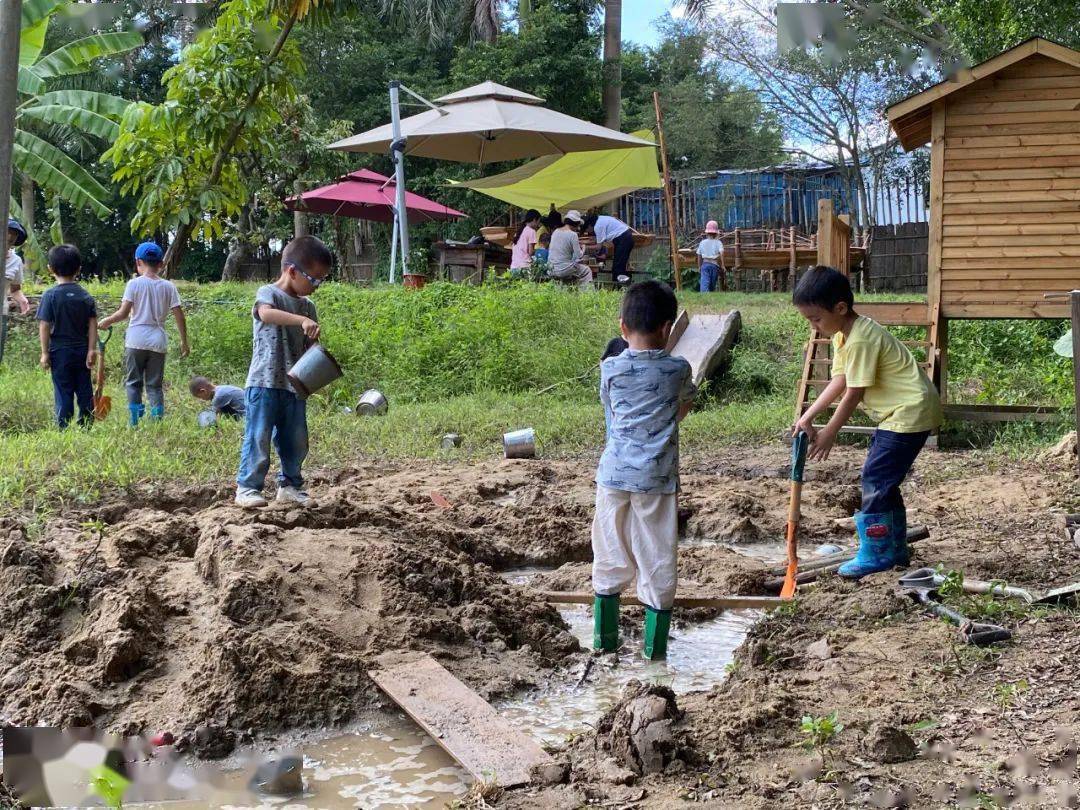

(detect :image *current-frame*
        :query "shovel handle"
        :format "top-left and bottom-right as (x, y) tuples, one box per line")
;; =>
(790, 430), (809, 483)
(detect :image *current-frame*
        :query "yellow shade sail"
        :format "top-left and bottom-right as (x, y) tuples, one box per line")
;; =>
(449, 130), (661, 211)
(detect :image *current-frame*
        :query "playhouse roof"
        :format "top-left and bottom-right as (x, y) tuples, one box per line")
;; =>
(886, 38), (1080, 151)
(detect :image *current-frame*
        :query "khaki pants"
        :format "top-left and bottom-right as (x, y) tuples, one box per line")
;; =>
(591, 485), (678, 610)
(549, 263), (593, 291)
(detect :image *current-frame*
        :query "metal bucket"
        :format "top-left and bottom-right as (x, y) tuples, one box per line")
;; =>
(441, 433), (462, 449)
(503, 428), (536, 459)
(197, 409), (217, 428)
(356, 389), (388, 416)
(286, 344), (343, 399)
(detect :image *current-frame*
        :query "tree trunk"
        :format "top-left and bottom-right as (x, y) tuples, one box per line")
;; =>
(221, 202), (253, 281)
(293, 179), (309, 238)
(20, 177), (34, 280)
(602, 0), (622, 131)
(163, 8), (300, 276)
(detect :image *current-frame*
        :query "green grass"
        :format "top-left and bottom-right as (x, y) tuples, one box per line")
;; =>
(0, 280), (1072, 514)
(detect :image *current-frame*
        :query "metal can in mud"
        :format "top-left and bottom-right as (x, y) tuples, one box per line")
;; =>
(441, 433), (462, 449)
(503, 428), (536, 459)
(356, 389), (388, 416)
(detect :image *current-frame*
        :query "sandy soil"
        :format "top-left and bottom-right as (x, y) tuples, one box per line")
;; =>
(2, 441), (1078, 807)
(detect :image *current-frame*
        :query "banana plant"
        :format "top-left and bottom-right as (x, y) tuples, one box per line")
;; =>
(13, 0), (142, 236)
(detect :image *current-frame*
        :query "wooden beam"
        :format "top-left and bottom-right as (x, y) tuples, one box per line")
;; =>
(928, 101), (945, 319)
(943, 403), (1066, 422)
(942, 303), (1069, 318)
(537, 592), (782, 610)
(1073, 290), (1080, 476)
(369, 654), (553, 788)
(855, 302), (931, 325)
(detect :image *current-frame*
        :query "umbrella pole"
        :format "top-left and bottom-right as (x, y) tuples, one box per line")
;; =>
(390, 81), (410, 283)
(389, 210), (399, 284)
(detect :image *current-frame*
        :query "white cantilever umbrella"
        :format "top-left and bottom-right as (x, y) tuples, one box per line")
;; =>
(329, 81), (654, 164)
(328, 81), (653, 282)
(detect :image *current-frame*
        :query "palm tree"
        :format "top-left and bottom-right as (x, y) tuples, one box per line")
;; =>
(13, 0), (141, 252)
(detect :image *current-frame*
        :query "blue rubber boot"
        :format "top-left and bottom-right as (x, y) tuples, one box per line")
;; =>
(149, 405), (165, 420)
(892, 507), (909, 567)
(838, 511), (897, 579)
(128, 403), (145, 426)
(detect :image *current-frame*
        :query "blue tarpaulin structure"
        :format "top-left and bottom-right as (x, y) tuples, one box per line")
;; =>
(616, 163), (860, 236)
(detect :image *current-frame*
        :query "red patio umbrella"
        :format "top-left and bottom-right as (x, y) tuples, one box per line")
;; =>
(284, 169), (465, 224)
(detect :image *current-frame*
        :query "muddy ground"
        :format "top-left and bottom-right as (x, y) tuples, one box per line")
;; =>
(1, 439), (1078, 807)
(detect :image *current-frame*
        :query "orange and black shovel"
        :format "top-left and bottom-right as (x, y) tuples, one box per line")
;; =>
(93, 328), (113, 420)
(781, 430), (810, 599)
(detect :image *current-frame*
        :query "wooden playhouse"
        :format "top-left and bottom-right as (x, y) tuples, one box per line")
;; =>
(796, 38), (1080, 430)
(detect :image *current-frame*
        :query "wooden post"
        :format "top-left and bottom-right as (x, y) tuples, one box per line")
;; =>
(816, 198), (834, 269)
(653, 91), (680, 290)
(1073, 290), (1080, 476)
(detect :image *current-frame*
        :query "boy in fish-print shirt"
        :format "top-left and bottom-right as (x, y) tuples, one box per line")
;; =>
(592, 280), (696, 660)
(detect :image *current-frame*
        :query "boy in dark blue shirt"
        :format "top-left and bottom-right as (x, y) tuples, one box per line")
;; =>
(37, 244), (98, 428)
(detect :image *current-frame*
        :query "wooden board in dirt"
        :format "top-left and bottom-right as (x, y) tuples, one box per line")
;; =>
(369, 654), (553, 788)
(537, 592), (781, 610)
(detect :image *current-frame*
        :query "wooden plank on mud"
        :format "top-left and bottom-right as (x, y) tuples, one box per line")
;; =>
(669, 310), (742, 387)
(369, 654), (553, 788)
(537, 592), (782, 610)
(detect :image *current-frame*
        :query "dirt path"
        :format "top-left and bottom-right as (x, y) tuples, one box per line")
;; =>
(1, 442), (1078, 806)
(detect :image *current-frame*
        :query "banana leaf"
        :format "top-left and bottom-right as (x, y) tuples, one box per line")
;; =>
(30, 31), (144, 79)
(13, 130), (111, 216)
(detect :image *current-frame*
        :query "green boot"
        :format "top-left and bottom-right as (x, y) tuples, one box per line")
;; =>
(643, 606), (672, 660)
(593, 594), (620, 652)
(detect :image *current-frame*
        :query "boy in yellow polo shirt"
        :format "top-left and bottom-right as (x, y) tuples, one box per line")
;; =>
(793, 266), (942, 578)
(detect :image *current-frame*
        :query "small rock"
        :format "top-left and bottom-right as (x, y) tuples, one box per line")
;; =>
(1073, 527), (1080, 551)
(815, 544), (843, 556)
(530, 760), (569, 786)
(596, 757), (637, 785)
(747, 640), (768, 667)
(806, 636), (832, 660)
(249, 753), (303, 795)
(664, 759), (686, 775)
(193, 724), (236, 759)
(863, 722), (918, 764)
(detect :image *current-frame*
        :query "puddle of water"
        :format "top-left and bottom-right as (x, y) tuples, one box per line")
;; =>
(681, 535), (790, 565)
(140, 717), (470, 810)
(499, 605), (758, 745)
(134, 570), (756, 809)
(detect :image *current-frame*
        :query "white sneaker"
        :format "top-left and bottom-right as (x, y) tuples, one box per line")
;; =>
(235, 488), (268, 509)
(275, 486), (311, 506)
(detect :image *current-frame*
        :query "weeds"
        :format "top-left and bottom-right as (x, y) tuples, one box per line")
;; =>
(992, 680), (1028, 714)
(0, 283), (1072, 514)
(800, 711), (843, 775)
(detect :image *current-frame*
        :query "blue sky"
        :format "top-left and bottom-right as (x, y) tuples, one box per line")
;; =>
(621, 0), (670, 47)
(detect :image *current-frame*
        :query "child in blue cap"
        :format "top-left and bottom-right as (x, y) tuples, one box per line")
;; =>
(99, 242), (190, 424)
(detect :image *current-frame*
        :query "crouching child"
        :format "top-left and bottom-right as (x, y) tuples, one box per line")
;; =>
(792, 266), (942, 578)
(592, 280), (696, 660)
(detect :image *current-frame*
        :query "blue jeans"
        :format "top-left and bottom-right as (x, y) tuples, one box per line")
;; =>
(699, 263), (720, 292)
(237, 387), (308, 492)
(861, 429), (930, 514)
(50, 346), (94, 428)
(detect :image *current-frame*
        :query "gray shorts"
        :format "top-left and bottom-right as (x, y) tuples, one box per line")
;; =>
(124, 348), (166, 407)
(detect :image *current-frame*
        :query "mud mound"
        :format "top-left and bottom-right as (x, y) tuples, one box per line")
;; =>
(0, 461), (598, 754)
